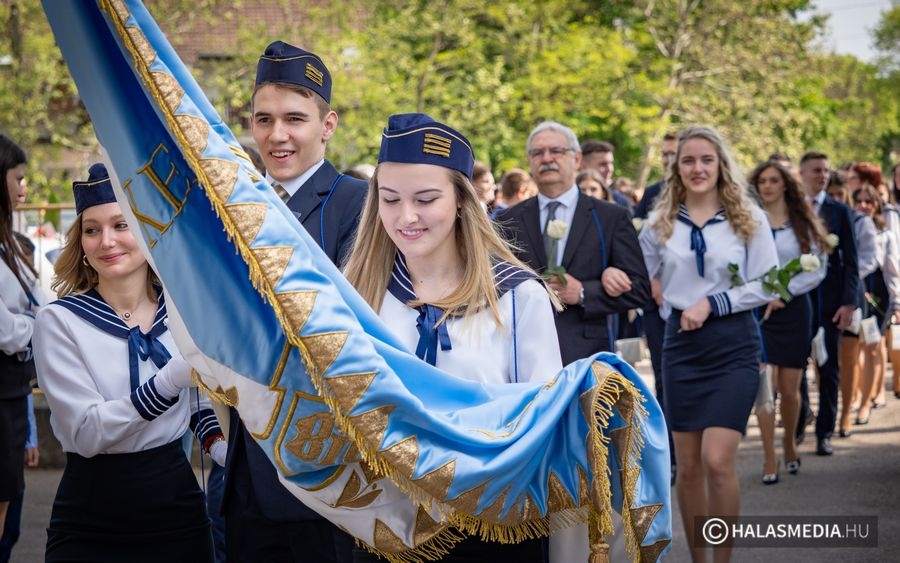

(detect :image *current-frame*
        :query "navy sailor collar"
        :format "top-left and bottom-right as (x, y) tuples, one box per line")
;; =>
(53, 287), (168, 340)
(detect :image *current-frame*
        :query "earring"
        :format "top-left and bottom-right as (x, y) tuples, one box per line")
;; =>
(82, 255), (90, 267)
(457, 208), (462, 219)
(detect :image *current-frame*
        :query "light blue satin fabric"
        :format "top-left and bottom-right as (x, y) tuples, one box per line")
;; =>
(42, 1), (672, 558)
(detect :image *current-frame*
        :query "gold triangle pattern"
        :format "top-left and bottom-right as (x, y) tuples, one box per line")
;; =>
(349, 406), (395, 449)
(250, 246), (294, 288)
(640, 539), (671, 563)
(449, 481), (489, 514)
(151, 70), (185, 112)
(546, 471), (577, 513)
(413, 506), (446, 546)
(412, 459), (456, 502)
(275, 290), (317, 334)
(212, 384), (239, 407)
(610, 425), (629, 469)
(577, 465), (591, 505)
(380, 435), (420, 475)
(174, 114), (210, 153)
(226, 203), (268, 246)
(477, 485), (510, 522)
(109, 0), (130, 23)
(300, 331), (348, 374)
(373, 518), (408, 553)
(630, 503), (663, 546)
(125, 25), (155, 67)
(325, 372), (376, 413)
(199, 158), (238, 202)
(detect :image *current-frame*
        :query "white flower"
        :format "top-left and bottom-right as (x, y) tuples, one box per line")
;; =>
(546, 219), (568, 240)
(825, 234), (839, 250)
(632, 217), (644, 232)
(800, 253), (821, 272)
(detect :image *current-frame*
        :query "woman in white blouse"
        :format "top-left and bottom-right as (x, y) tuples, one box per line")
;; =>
(851, 185), (900, 426)
(0, 135), (44, 535)
(33, 164), (223, 562)
(749, 161), (828, 484)
(344, 113), (562, 562)
(640, 125), (779, 563)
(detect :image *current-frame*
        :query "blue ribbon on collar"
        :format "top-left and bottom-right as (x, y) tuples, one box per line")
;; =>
(54, 288), (172, 391)
(415, 304), (452, 366)
(387, 253), (535, 367)
(127, 326), (172, 391)
(676, 205), (726, 278)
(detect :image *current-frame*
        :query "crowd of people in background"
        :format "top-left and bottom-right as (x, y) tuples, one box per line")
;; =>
(3, 35), (900, 563)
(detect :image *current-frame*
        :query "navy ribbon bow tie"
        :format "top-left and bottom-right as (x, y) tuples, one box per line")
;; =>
(676, 207), (726, 278)
(127, 327), (172, 391)
(415, 305), (452, 366)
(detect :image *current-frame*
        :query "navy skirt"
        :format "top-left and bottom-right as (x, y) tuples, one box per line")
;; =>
(760, 293), (813, 369)
(46, 440), (213, 563)
(662, 310), (760, 434)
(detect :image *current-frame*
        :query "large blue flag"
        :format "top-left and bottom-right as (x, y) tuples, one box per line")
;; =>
(42, 1), (671, 561)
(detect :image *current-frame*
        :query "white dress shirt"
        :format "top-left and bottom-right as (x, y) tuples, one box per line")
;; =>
(537, 185), (579, 266)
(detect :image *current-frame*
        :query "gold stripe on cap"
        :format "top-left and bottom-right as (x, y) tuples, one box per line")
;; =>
(423, 133), (452, 158)
(305, 63), (324, 86)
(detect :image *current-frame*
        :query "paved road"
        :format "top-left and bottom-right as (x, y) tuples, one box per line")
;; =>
(10, 361), (899, 562)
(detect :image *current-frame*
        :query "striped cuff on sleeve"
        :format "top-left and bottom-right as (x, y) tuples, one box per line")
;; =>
(190, 408), (224, 452)
(707, 293), (732, 317)
(131, 376), (180, 421)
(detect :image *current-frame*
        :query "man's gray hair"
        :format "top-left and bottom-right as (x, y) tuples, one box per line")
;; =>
(526, 121), (580, 153)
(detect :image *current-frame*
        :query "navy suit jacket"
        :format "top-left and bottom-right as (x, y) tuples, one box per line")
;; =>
(816, 196), (860, 320)
(497, 193), (650, 365)
(224, 160), (366, 521)
(634, 180), (663, 220)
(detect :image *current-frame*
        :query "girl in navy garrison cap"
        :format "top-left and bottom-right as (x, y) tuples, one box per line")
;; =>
(344, 114), (562, 561)
(33, 164), (224, 563)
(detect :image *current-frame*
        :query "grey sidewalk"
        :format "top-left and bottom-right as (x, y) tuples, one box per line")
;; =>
(10, 361), (900, 562)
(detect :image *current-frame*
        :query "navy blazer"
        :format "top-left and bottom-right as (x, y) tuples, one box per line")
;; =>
(224, 159), (366, 521)
(497, 193), (650, 365)
(634, 180), (663, 220)
(816, 196), (860, 318)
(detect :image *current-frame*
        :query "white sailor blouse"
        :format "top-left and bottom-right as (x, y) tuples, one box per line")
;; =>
(0, 251), (43, 357)
(33, 290), (222, 457)
(640, 204), (779, 319)
(379, 255), (562, 384)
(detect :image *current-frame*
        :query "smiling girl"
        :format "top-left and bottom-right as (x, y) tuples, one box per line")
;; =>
(344, 113), (561, 560)
(639, 126), (779, 563)
(33, 164), (222, 562)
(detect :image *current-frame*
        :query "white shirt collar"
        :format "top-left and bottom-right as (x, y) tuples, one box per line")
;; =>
(266, 159), (326, 197)
(537, 184), (579, 210)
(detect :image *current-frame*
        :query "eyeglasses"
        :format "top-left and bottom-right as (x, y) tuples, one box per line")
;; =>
(528, 146), (576, 159)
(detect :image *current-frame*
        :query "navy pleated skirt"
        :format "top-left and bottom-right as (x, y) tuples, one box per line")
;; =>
(46, 440), (213, 563)
(760, 293), (813, 369)
(662, 310), (760, 434)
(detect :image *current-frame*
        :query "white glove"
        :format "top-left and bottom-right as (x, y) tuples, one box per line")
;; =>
(209, 439), (227, 466)
(153, 357), (193, 399)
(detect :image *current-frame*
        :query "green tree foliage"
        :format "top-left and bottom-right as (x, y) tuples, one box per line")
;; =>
(2, 0), (899, 208)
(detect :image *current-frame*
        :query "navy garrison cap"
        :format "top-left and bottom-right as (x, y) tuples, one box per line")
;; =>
(377, 113), (475, 179)
(255, 41), (332, 104)
(73, 163), (116, 215)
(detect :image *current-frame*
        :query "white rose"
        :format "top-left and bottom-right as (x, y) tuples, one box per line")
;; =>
(799, 253), (820, 272)
(825, 234), (839, 250)
(546, 219), (568, 240)
(632, 218), (644, 232)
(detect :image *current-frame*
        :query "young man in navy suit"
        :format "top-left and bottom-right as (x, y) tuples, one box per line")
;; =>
(222, 41), (366, 563)
(497, 121), (650, 366)
(799, 151), (859, 457)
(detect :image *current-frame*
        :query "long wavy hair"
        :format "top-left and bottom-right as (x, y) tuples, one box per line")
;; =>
(0, 134), (38, 285)
(343, 166), (555, 327)
(749, 161), (829, 254)
(648, 125), (758, 244)
(52, 211), (158, 298)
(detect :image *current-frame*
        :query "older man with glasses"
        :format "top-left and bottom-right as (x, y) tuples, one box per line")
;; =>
(496, 121), (650, 366)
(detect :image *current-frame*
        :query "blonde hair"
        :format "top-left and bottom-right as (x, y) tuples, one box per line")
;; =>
(344, 166), (555, 327)
(52, 214), (158, 298)
(649, 125), (758, 244)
